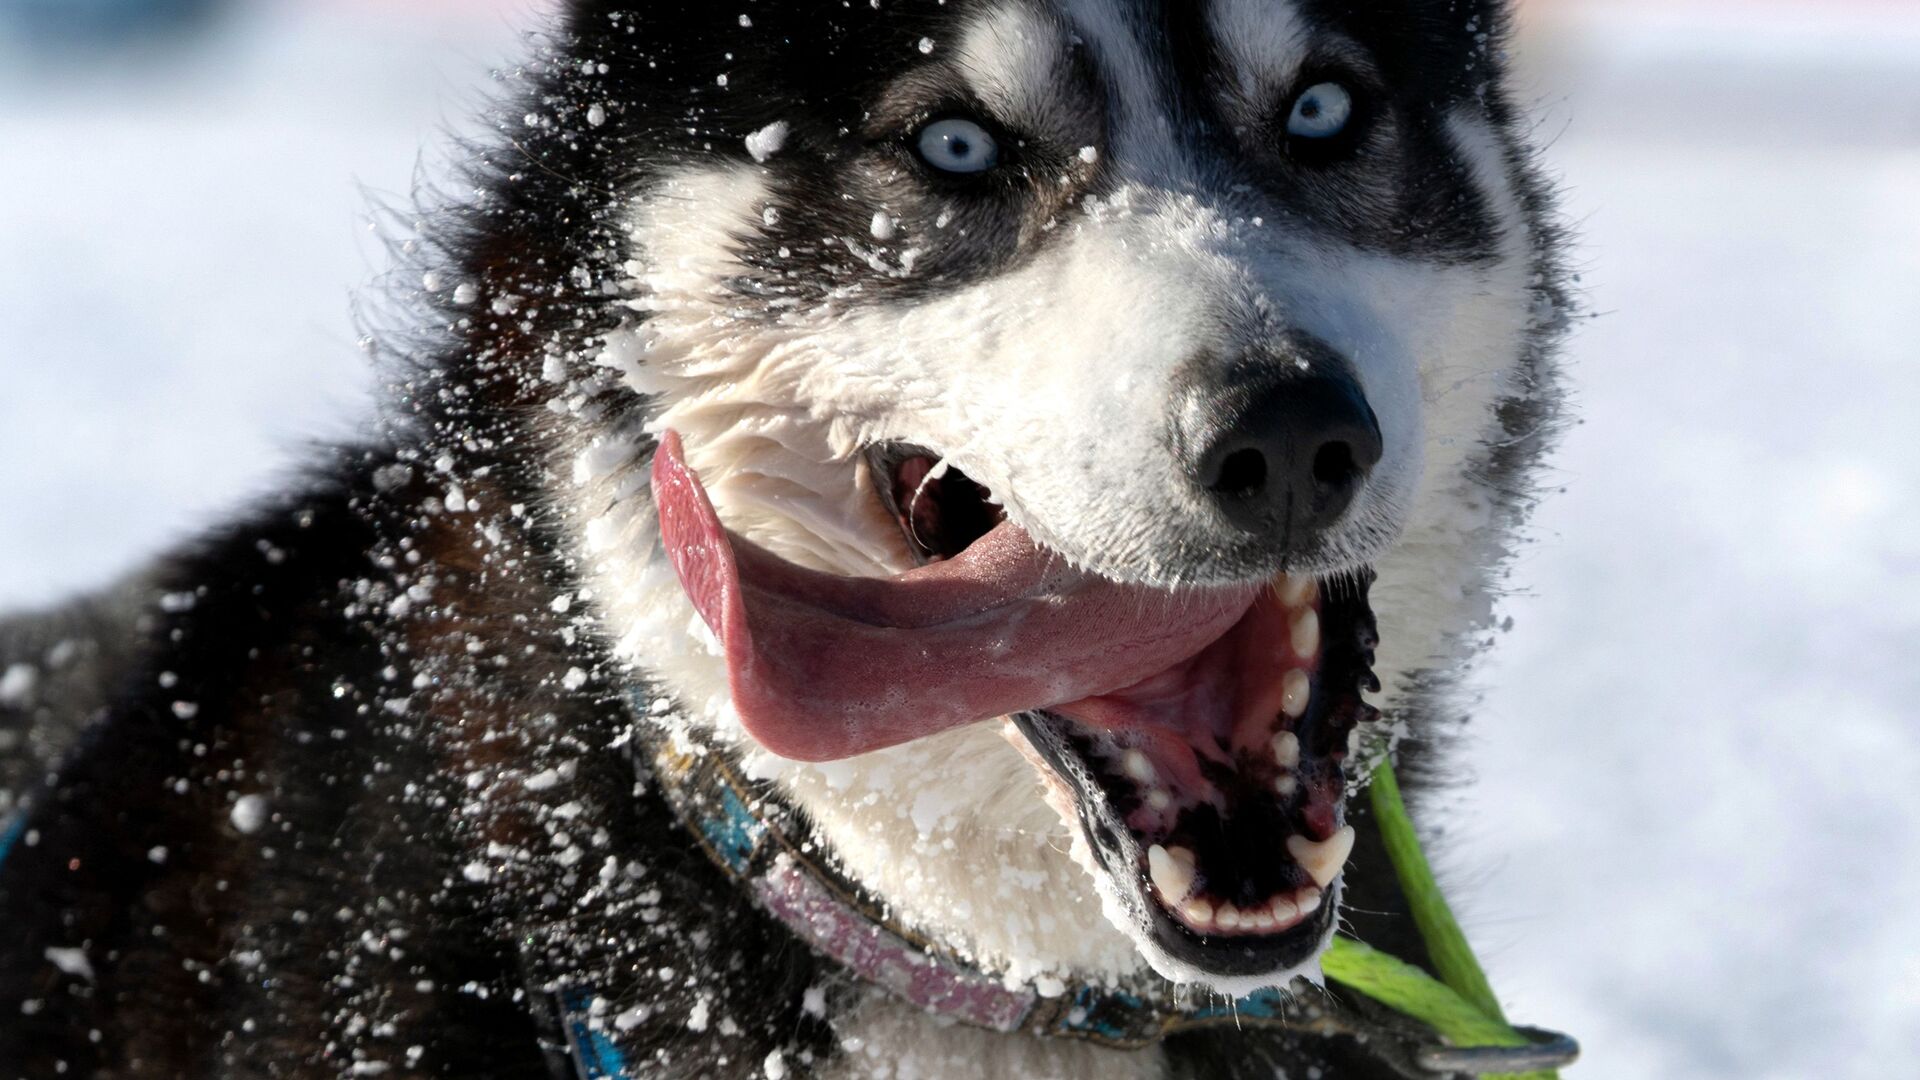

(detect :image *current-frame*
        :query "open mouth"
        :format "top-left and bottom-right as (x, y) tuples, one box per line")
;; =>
(1011, 573), (1377, 974)
(652, 431), (1379, 979)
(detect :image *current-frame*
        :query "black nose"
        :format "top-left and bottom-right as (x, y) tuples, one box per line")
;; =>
(1184, 371), (1383, 546)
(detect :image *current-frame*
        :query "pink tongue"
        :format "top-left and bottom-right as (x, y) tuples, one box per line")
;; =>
(652, 431), (1258, 761)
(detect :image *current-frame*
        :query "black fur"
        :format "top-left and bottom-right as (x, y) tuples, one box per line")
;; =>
(0, 1), (1564, 1076)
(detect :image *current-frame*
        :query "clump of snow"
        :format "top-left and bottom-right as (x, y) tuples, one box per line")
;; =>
(43, 947), (93, 980)
(170, 701), (199, 720)
(744, 121), (790, 163)
(586, 103), (607, 127)
(230, 794), (270, 835)
(870, 212), (896, 241)
(764, 1050), (788, 1079)
(0, 663), (35, 707)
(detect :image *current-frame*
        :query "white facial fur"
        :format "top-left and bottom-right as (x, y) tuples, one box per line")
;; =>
(563, 0), (1543, 995)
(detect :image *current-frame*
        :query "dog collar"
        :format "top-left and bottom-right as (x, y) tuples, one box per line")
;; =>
(532, 695), (1580, 1078)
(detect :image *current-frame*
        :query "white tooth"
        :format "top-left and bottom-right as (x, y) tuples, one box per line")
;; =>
(1148, 844), (1196, 903)
(1246, 908), (1275, 932)
(1181, 897), (1214, 928)
(1122, 749), (1157, 785)
(1295, 887), (1324, 917)
(1217, 904), (1243, 931)
(1271, 731), (1301, 770)
(1287, 825), (1356, 888)
(1269, 894), (1301, 926)
(1274, 775), (1299, 798)
(1281, 670), (1311, 718)
(1279, 575), (1316, 608)
(1147, 788), (1172, 811)
(1290, 608), (1320, 658)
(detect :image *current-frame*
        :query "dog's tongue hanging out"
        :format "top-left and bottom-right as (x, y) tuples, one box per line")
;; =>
(652, 431), (1270, 761)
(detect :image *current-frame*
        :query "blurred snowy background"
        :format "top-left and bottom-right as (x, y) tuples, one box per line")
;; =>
(1, 0), (1915, 1076)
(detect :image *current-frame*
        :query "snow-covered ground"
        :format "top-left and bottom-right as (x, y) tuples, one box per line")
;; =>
(2, 2), (1915, 1077)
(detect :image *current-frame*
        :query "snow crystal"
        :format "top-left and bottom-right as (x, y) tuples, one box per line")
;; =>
(524, 768), (562, 792)
(561, 667), (589, 690)
(0, 663), (35, 707)
(461, 861), (491, 883)
(737, 14), (752, 28)
(1078, 145), (1099, 164)
(451, 282), (479, 306)
(148, 846), (168, 865)
(586, 104), (607, 127)
(371, 464), (413, 493)
(745, 121), (789, 163)
(171, 701), (199, 719)
(43, 947), (93, 980)
(687, 998), (710, 1032)
(230, 794), (270, 835)
(870, 212), (896, 241)
(764, 1050), (788, 1079)
(917, 37), (936, 55)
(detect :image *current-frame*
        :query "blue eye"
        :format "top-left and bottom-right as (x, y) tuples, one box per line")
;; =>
(1286, 82), (1354, 140)
(915, 118), (1000, 174)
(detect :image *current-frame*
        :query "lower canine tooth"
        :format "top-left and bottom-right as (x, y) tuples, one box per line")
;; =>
(1287, 825), (1356, 888)
(1148, 844), (1196, 903)
(1281, 670), (1311, 718)
(1295, 887), (1324, 917)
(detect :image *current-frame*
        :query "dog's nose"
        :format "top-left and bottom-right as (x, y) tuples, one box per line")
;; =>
(1181, 370), (1383, 547)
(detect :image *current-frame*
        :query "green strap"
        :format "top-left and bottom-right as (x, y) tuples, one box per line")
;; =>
(1320, 760), (1561, 1080)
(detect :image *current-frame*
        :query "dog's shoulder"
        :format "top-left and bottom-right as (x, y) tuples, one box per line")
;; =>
(0, 574), (160, 811)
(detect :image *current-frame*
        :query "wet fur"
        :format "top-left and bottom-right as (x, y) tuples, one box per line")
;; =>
(0, 1), (1566, 1076)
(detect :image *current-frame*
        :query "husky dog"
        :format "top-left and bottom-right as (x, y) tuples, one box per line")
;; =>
(0, 1), (1566, 1076)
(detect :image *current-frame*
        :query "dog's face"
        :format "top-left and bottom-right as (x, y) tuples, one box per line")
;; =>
(551, 0), (1553, 993)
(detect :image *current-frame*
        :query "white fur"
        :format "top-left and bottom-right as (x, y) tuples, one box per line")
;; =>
(564, 0), (1543, 1009)
(1208, 0), (1314, 114)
